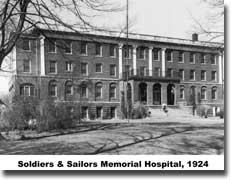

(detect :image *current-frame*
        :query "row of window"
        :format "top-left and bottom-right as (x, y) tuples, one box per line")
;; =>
(179, 86), (217, 100)
(22, 59), (117, 77)
(81, 106), (116, 119)
(22, 39), (217, 64)
(20, 82), (117, 100)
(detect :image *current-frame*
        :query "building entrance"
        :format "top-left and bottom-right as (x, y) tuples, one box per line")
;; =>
(139, 82), (147, 103)
(153, 83), (161, 105)
(167, 84), (175, 105)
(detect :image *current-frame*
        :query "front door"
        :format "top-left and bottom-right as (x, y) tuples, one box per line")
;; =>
(153, 84), (161, 105)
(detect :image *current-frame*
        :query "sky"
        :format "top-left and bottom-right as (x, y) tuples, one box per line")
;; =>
(91, 0), (222, 41)
(0, 0), (224, 95)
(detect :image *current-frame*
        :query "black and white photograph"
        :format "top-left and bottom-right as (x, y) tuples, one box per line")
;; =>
(0, 0), (225, 172)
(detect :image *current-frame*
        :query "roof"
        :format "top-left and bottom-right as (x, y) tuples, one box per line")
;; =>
(32, 28), (223, 49)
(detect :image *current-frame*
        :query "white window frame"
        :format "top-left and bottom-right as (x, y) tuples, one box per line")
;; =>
(166, 51), (173, 62)
(81, 62), (88, 76)
(80, 42), (88, 56)
(180, 87), (185, 99)
(178, 52), (184, 63)
(211, 54), (217, 65)
(81, 85), (88, 98)
(190, 53), (195, 64)
(201, 88), (207, 100)
(110, 64), (116, 77)
(153, 49), (160, 61)
(211, 88), (217, 100)
(96, 106), (103, 119)
(23, 59), (31, 73)
(190, 70), (195, 81)
(20, 84), (35, 96)
(95, 43), (103, 57)
(201, 54), (206, 64)
(179, 69), (184, 80)
(22, 39), (31, 51)
(49, 61), (57, 74)
(66, 83), (73, 95)
(95, 63), (103, 73)
(124, 47), (132, 59)
(138, 47), (146, 60)
(212, 71), (217, 81)
(201, 70), (206, 81)
(109, 45), (116, 58)
(65, 61), (73, 72)
(49, 83), (57, 97)
(64, 41), (72, 54)
(109, 84), (117, 99)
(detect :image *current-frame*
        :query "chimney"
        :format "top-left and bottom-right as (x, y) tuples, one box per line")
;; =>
(192, 33), (198, 41)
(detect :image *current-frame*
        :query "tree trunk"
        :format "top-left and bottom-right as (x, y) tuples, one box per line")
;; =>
(0, 132), (5, 140)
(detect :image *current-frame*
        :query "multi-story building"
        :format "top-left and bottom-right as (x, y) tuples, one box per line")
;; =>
(7, 29), (224, 119)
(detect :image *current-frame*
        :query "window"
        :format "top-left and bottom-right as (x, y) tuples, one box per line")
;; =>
(166, 51), (172, 62)
(154, 67), (161, 77)
(179, 69), (184, 80)
(81, 63), (88, 75)
(110, 64), (116, 76)
(64, 41), (72, 54)
(95, 82), (103, 99)
(124, 46), (132, 59)
(190, 53), (195, 63)
(96, 107), (103, 119)
(49, 80), (57, 97)
(211, 54), (216, 65)
(20, 84), (35, 96)
(125, 65), (131, 75)
(140, 66), (146, 76)
(179, 51), (184, 63)
(110, 107), (116, 119)
(66, 106), (74, 118)
(190, 70), (195, 80)
(23, 59), (31, 73)
(201, 87), (207, 100)
(109, 83), (116, 99)
(22, 39), (30, 51)
(153, 49), (159, 61)
(65, 81), (73, 95)
(167, 68), (173, 78)
(81, 84), (88, 98)
(95, 43), (102, 56)
(201, 54), (206, 64)
(138, 47), (145, 59)
(211, 87), (217, 100)
(48, 40), (56, 53)
(81, 106), (88, 119)
(211, 71), (217, 81)
(65, 61), (73, 72)
(96, 63), (102, 73)
(180, 86), (185, 99)
(110, 44), (116, 57)
(80, 42), (87, 55)
(201, 70), (206, 81)
(50, 61), (57, 73)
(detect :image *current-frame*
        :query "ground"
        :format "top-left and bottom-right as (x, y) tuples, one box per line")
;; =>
(0, 109), (224, 155)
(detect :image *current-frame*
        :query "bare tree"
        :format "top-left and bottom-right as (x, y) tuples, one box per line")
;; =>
(191, 0), (224, 42)
(0, 0), (123, 70)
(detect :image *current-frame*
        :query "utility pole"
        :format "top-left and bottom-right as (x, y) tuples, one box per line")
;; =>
(126, 0), (130, 122)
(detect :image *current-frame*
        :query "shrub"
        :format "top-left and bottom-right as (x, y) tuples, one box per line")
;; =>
(131, 102), (149, 119)
(197, 104), (210, 118)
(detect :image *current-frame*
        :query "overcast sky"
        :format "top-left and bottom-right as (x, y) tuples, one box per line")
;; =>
(94, 0), (223, 41)
(0, 0), (224, 94)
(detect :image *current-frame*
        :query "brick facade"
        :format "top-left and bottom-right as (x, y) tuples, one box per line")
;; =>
(8, 29), (224, 119)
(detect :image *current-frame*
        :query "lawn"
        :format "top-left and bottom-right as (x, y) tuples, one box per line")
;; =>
(0, 117), (224, 155)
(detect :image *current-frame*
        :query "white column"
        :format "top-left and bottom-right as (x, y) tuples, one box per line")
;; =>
(118, 43), (123, 79)
(161, 48), (166, 77)
(218, 52), (223, 84)
(132, 45), (137, 75)
(40, 36), (45, 76)
(148, 46), (153, 76)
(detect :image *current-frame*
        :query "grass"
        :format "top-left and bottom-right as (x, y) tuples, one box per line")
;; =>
(0, 117), (224, 155)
